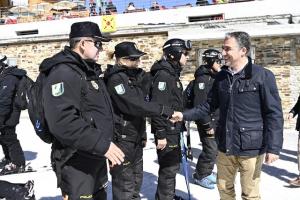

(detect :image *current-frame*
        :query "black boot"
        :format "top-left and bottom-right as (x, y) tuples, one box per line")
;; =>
(0, 162), (25, 175)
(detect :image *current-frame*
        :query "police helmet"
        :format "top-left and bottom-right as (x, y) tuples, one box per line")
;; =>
(202, 49), (222, 67)
(163, 38), (192, 61)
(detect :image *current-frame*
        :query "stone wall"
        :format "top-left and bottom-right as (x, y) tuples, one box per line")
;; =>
(1, 33), (300, 128)
(0, 33), (168, 79)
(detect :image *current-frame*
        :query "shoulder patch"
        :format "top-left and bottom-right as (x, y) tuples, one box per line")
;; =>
(52, 82), (64, 97)
(90, 80), (99, 90)
(198, 83), (205, 90)
(115, 84), (125, 95)
(158, 82), (166, 91)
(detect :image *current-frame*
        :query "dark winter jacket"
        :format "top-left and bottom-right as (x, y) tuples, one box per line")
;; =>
(0, 66), (26, 128)
(290, 94), (300, 131)
(104, 64), (173, 143)
(184, 65), (219, 130)
(150, 59), (184, 139)
(183, 57), (283, 156)
(41, 46), (114, 160)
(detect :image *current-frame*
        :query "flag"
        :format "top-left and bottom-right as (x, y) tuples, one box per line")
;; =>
(101, 15), (117, 33)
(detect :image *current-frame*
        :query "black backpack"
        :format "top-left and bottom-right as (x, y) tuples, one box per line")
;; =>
(14, 75), (34, 110)
(183, 80), (195, 109)
(27, 64), (86, 144)
(142, 71), (159, 102)
(27, 72), (53, 144)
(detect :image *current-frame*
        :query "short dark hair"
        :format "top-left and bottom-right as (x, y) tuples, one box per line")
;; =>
(69, 37), (83, 49)
(225, 31), (251, 53)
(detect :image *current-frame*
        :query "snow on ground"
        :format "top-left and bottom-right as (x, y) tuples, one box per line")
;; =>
(1, 112), (300, 200)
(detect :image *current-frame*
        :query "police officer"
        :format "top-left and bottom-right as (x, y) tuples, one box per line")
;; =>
(41, 21), (124, 200)
(150, 38), (191, 200)
(0, 55), (26, 175)
(184, 49), (222, 189)
(104, 41), (173, 200)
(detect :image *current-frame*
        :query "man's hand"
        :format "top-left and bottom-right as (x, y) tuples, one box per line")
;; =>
(170, 111), (183, 123)
(264, 153), (279, 164)
(104, 142), (125, 167)
(156, 138), (167, 150)
(206, 128), (215, 137)
(142, 139), (147, 148)
(287, 113), (293, 120)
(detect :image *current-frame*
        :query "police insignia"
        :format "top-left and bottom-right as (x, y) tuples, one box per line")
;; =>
(91, 80), (99, 90)
(52, 82), (64, 97)
(115, 84), (125, 95)
(198, 83), (205, 90)
(177, 82), (181, 88)
(158, 82), (166, 91)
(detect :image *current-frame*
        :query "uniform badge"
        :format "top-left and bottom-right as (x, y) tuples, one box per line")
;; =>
(2, 85), (7, 90)
(115, 84), (125, 95)
(158, 82), (166, 91)
(177, 81), (181, 88)
(198, 83), (205, 90)
(91, 80), (99, 90)
(52, 82), (64, 97)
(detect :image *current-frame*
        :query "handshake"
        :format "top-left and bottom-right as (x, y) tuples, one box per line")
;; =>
(169, 111), (184, 123)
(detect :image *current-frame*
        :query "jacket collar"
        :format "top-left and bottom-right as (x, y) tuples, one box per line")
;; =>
(223, 56), (252, 79)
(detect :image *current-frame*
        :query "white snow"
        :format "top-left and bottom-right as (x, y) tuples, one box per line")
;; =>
(1, 112), (299, 200)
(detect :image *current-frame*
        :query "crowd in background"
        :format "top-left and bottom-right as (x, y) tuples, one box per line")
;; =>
(0, 0), (255, 24)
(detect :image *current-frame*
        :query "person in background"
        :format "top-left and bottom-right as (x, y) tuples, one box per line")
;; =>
(0, 55), (27, 175)
(287, 94), (300, 187)
(127, 2), (136, 11)
(104, 41), (174, 200)
(150, 38), (192, 200)
(41, 21), (124, 200)
(171, 31), (283, 200)
(106, 0), (117, 14)
(184, 49), (222, 189)
(150, 1), (161, 11)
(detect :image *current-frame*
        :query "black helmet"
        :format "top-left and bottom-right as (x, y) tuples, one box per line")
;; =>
(163, 38), (192, 61)
(202, 49), (222, 67)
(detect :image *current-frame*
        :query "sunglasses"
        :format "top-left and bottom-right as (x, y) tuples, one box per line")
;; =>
(84, 40), (103, 50)
(182, 51), (189, 56)
(124, 57), (140, 61)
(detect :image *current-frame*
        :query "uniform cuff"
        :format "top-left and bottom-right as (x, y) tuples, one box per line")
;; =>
(155, 129), (167, 139)
(160, 105), (174, 119)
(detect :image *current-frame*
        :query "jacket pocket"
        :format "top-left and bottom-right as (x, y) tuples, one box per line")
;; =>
(238, 82), (259, 93)
(239, 125), (264, 150)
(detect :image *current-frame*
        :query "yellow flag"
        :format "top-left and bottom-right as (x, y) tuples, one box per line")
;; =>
(101, 15), (117, 33)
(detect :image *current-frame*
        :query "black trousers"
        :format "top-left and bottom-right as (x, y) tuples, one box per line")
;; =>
(0, 180), (28, 200)
(110, 140), (143, 200)
(60, 153), (108, 200)
(0, 126), (25, 166)
(194, 124), (218, 180)
(155, 134), (181, 200)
